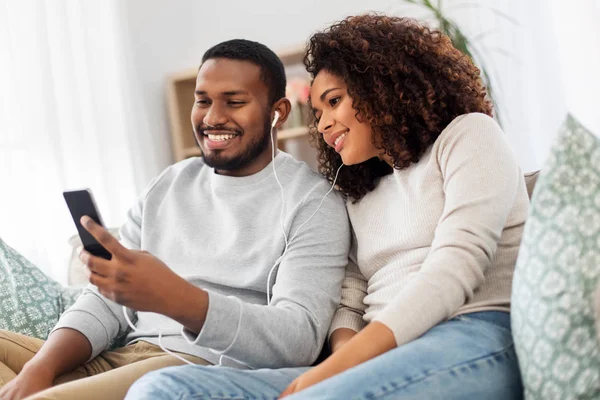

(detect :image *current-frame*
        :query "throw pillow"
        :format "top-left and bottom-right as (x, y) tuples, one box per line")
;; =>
(0, 238), (80, 339)
(511, 114), (600, 399)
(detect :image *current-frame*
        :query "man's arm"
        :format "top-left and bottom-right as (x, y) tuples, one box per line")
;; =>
(81, 189), (350, 369)
(177, 192), (351, 368)
(76, 172), (351, 369)
(0, 329), (91, 399)
(23, 328), (92, 376)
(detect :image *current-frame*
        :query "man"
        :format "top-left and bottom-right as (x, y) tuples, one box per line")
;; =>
(0, 39), (350, 400)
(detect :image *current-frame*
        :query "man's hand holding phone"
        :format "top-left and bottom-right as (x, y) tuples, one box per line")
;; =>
(78, 216), (209, 333)
(78, 216), (185, 314)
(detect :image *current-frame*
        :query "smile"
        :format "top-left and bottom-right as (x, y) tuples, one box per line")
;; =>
(206, 133), (238, 141)
(334, 132), (348, 147)
(202, 131), (241, 150)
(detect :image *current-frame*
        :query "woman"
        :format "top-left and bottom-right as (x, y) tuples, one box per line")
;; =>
(126, 14), (528, 400)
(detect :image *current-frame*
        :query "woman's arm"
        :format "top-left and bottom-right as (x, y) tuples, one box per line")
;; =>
(371, 114), (525, 348)
(329, 328), (358, 353)
(326, 322), (396, 371)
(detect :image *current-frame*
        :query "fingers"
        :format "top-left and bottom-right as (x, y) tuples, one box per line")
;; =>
(86, 268), (111, 293)
(87, 269), (109, 287)
(85, 265), (123, 303)
(80, 251), (112, 278)
(80, 216), (131, 261)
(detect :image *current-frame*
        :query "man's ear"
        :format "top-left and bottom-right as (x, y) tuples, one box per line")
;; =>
(271, 98), (292, 129)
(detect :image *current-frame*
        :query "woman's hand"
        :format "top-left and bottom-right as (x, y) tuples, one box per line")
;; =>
(279, 322), (397, 398)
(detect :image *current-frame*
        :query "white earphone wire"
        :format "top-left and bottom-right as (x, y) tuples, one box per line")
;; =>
(122, 306), (195, 365)
(266, 115), (343, 305)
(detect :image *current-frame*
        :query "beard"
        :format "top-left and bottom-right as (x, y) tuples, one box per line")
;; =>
(200, 118), (272, 172)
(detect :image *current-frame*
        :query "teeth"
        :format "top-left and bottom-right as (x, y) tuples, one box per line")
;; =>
(207, 134), (236, 141)
(334, 132), (348, 147)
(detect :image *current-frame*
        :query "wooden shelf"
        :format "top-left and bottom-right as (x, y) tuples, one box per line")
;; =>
(166, 44), (318, 170)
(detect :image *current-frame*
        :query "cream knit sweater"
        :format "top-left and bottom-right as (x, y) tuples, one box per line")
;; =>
(330, 113), (530, 347)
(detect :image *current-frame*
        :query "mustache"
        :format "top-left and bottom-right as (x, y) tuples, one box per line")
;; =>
(196, 125), (242, 135)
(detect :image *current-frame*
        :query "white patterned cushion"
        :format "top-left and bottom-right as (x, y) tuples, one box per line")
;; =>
(0, 238), (80, 339)
(511, 114), (600, 399)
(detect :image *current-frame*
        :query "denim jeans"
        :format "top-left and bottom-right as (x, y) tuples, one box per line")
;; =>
(126, 311), (523, 400)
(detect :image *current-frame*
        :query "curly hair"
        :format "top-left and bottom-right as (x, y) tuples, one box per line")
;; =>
(304, 14), (493, 201)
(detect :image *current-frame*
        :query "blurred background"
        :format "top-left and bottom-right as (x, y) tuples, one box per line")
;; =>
(1, 0), (599, 284)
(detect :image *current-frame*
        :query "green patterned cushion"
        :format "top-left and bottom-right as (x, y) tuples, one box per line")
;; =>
(512, 114), (600, 399)
(0, 237), (80, 339)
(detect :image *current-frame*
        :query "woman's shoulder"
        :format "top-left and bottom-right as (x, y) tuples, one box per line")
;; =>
(434, 113), (507, 156)
(442, 112), (500, 137)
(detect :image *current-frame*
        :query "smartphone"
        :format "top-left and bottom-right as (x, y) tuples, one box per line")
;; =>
(63, 189), (112, 260)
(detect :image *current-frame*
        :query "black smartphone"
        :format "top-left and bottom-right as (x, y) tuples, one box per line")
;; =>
(63, 189), (112, 260)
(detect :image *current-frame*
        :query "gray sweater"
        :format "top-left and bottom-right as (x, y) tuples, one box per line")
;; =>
(53, 152), (350, 369)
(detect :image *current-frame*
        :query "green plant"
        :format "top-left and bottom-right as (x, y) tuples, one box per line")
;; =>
(404, 0), (517, 126)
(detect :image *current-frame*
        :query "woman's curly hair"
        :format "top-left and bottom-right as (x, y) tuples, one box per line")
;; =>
(304, 14), (493, 201)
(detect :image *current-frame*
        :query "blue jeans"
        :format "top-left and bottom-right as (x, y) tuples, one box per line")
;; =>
(126, 311), (523, 400)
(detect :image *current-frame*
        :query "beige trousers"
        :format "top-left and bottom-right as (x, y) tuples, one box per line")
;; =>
(0, 330), (210, 400)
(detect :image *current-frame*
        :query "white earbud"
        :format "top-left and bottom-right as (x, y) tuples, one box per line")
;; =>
(272, 111), (280, 128)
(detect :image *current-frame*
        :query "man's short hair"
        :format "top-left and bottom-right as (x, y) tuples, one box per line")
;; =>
(202, 39), (286, 105)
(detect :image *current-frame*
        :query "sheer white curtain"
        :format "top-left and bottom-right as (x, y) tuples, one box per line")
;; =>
(494, 0), (600, 164)
(480, 0), (570, 172)
(437, 0), (570, 172)
(550, 0), (600, 137)
(0, 0), (154, 284)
